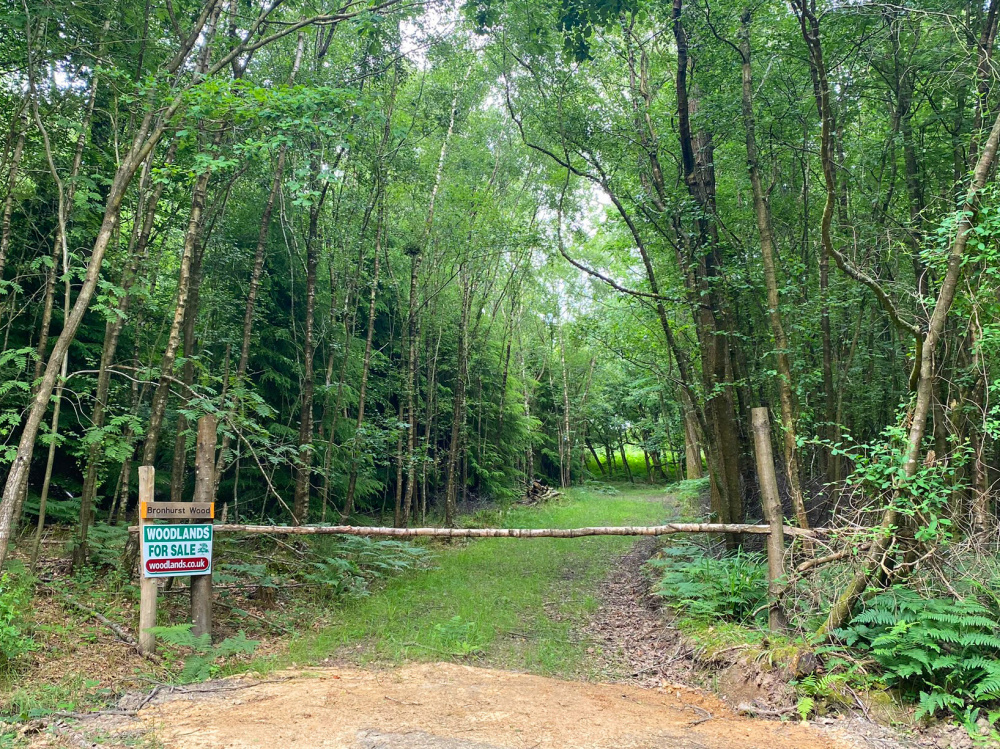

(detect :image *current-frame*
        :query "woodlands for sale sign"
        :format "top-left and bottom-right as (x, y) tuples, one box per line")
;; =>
(142, 523), (213, 578)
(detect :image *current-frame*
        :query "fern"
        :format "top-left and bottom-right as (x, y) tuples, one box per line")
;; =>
(148, 624), (258, 683)
(836, 587), (1000, 719)
(796, 696), (815, 722)
(647, 541), (767, 624)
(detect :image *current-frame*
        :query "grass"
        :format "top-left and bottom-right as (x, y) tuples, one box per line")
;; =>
(585, 444), (702, 483)
(244, 482), (675, 680)
(0, 480), (688, 734)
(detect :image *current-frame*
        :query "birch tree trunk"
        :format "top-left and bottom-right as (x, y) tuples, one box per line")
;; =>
(78, 140), (178, 554)
(0, 121), (25, 280)
(141, 132), (221, 468)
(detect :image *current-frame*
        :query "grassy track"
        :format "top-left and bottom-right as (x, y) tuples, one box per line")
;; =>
(271, 484), (677, 679)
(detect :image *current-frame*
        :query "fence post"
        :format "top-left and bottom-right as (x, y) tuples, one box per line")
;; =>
(138, 465), (157, 654)
(190, 414), (217, 639)
(751, 407), (788, 632)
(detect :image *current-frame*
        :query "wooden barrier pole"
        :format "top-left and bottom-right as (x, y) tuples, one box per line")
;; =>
(137, 466), (157, 654)
(751, 407), (788, 632)
(190, 414), (217, 639)
(130, 522), (825, 538)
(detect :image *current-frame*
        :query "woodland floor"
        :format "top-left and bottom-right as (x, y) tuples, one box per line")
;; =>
(16, 482), (879, 748)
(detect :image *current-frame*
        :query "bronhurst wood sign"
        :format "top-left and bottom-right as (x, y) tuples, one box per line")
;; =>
(141, 523), (213, 578)
(140, 501), (214, 520)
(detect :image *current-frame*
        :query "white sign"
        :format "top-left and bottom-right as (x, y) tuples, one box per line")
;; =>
(142, 523), (213, 578)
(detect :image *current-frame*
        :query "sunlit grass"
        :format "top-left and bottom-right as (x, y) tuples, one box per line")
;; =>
(585, 444), (690, 482)
(249, 483), (677, 679)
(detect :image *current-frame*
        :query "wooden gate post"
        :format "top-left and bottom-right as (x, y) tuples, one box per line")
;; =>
(138, 465), (157, 654)
(190, 414), (217, 639)
(751, 407), (788, 632)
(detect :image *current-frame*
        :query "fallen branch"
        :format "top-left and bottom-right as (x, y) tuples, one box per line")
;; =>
(736, 703), (797, 718)
(129, 522), (826, 538)
(795, 544), (870, 574)
(48, 708), (138, 720)
(50, 588), (137, 647)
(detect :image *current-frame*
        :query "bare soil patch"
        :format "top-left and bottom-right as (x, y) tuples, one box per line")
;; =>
(34, 662), (856, 748)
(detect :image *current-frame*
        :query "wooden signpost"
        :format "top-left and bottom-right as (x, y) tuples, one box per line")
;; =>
(137, 466), (157, 655)
(751, 407), (788, 632)
(137, 414), (217, 655)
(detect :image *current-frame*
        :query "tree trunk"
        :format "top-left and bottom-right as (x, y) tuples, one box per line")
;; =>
(738, 13), (809, 533)
(0, 121), (25, 280)
(444, 272), (471, 526)
(292, 173), (328, 525)
(421, 324), (443, 522)
(344, 205), (383, 514)
(141, 134), (220, 469)
(587, 439), (605, 476)
(78, 140), (179, 559)
(681, 391), (702, 480)
(558, 327), (572, 488)
(619, 434), (634, 484)
(672, 0), (743, 529)
(167, 230), (209, 504)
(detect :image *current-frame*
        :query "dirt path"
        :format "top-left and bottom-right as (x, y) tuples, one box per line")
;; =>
(124, 662), (852, 748)
(25, 490), (879, 747)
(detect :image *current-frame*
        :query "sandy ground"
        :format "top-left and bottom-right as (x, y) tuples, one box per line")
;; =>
(128, 662), (855, 749)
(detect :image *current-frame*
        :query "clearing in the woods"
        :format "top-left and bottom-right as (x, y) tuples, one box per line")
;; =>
(27, 484), (853, 748)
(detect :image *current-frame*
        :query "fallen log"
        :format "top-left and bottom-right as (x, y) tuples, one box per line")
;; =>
(129, 522), (825, 538)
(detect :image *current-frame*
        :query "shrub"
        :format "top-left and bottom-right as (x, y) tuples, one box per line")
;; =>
(0, 570), (36, 669)
(647, 542), (768, 624)
(834, 587), (1000, 720)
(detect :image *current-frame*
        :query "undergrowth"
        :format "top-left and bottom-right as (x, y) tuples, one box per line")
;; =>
(834, 587), (1000, 723)
(646, 536), (1000, 731)
(149, 624), (259, 683)
(0, 567), (36, 671)
(647, 540), (768, 624)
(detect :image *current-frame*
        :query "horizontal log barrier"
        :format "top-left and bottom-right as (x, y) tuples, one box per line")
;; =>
(129, 522), (826, 538)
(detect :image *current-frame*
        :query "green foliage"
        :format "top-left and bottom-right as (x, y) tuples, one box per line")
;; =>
(960, 707), (1000, 747)
(834, 588), (1000, 720)
(215, 562), (279, 589)
(148, 624), (258, 683)
(433, 615), (485, 656)
(832, 421), (966, 545)
(79, 523), (130, 571)
(0, 571), (36, 670)
(647, 542), (767, 624)
(303, 536), (435, 599)
(794, 651), (876, 712)
(796, 695), (815, 722)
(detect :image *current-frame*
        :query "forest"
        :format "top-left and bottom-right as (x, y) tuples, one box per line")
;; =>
(1, 0), (1000, 742)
